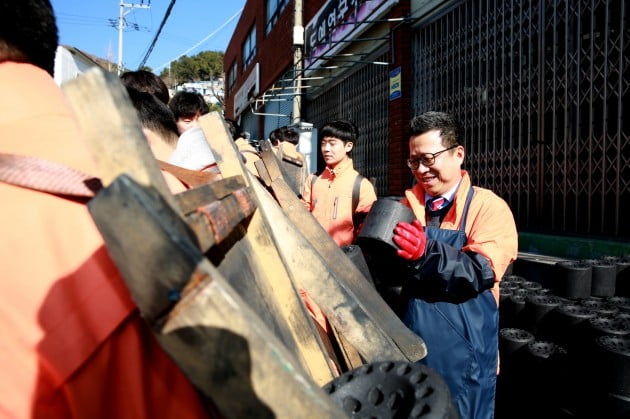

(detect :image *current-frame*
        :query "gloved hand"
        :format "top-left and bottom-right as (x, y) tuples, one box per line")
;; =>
(393, 220), (427, 260)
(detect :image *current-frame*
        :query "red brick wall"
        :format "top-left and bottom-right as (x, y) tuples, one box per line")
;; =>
(387, 1), (413, 196)
(223, 0), (326, 120)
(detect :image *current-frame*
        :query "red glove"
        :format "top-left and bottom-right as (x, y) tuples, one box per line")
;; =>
(393, 220), (427, 260)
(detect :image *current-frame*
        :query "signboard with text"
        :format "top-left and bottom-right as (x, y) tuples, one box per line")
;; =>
(304, 0), (395, 72)
(234, 63), (259, 116)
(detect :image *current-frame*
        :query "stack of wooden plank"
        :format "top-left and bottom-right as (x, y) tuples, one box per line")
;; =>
(62, 68), (427, 418)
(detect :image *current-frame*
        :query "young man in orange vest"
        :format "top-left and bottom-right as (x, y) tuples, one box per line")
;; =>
(302, 119), (377, 246)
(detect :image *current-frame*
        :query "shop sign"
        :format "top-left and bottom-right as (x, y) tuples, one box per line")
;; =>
(304, 0), (395, 71)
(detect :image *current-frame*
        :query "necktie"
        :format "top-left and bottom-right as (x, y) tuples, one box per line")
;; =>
(428, 196), (446, 212)
(426, 196), (447, 227)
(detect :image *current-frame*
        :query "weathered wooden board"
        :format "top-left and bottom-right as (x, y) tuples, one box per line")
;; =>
(250, 175), (412, 361)
(203, 114), (426, 363)
(88, 176), (344, 418)
(161, 261), (346, 419)
(255, 148), (364, 368)
(62, 69), (338, 409)
(172, 176), (254, 252)
(62, 68), (177, 211)
(199, 112), (337, 384)
(272, 177), (427, 361)
(258, 143), (427, 362)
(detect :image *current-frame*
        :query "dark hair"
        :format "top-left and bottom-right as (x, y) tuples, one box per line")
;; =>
(125, 87), (179, 146)
(0, 0), (58, 75)
(169, 91), (209, 119)
(224, 118), (243, 141)
(280, 126), (299, 145)
(270, 126), (299, 146)
(320, 119), (358, 144)
(409, 111), (462, 148)
(120, 70), (170, 104)
(269, 127), (282, 146)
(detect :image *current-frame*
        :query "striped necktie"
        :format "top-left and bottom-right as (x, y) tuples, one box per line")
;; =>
(428, 196), (446, 212)
(426, 196), (447, 227)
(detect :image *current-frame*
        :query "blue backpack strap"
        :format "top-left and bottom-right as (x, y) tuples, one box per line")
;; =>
(351, 174), (364, 214)
(458, 187), (476, 232)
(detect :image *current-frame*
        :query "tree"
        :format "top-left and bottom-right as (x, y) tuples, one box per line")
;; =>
(159, 50), (224, 84)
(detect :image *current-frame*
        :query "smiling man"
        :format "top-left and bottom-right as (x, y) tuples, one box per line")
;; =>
(392, 111), (518, 419)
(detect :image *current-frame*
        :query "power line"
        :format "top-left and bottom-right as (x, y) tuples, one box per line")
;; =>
(117, 1), (150, 75)
(152, 7), (243, 72)
(137, 0), (176, 69)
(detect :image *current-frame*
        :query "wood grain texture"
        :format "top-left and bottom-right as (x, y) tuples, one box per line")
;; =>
(200, 113), (337, 384)
(89, 177), (343, 418)
(62, 68), (178, 211)
(268, 177), (428, 362)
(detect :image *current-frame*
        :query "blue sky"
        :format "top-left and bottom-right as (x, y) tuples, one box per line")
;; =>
(50, 0), (245, 73)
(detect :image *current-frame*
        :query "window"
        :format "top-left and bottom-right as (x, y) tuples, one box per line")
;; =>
(266, 0), (288, 34)
(242, 26), (256, 69)
(228, 61), (237, 93)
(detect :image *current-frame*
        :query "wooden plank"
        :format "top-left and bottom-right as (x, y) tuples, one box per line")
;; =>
(256, 147), (366, 367)
(175, 176), (247, 215)
(250, 178), (414, 361)
(258, 141), (284, 183)
(257, 140), (426, 361)
(174, 176), (255, 253)
(88, 176), (344, 418)
(202, 113), (424, 362)
(330, 325), (364, 370)
(161, 261), (346, 419)
(272, 141), (306, 195)
(254, 159), (272, 187)
(199, 113), (337, 384)
(61, 67), (178, 212)
(269, 177), (428, 362)
(88, 175), (202, 323)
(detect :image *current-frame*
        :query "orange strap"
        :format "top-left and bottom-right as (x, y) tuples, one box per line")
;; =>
(157, 160), (221, 188)
(0, 153), (220, 201)
(0, 152), (101, 200)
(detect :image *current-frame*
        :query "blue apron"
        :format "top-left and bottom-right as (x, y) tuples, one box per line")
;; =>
(402, 188), (498, 419)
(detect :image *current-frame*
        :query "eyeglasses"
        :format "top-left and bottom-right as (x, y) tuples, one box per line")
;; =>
(407, 144), (459, 170)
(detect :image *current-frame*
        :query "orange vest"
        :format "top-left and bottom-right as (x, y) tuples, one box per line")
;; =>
(302, 158), (377, 246)
(404, 171), (518, 304)
(0, 63), (212, 418)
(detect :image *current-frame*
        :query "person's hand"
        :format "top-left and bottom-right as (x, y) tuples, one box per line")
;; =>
(393, 220), (427, 260)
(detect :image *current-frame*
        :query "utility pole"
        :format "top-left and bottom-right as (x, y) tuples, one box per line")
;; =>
(117, 0), (150, 75)
(292, 0), (304, 124)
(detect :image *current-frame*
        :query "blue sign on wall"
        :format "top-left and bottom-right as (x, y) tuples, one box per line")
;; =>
(389, 66), (401, 101)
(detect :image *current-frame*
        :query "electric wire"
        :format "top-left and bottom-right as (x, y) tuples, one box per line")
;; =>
(152, 7), (243, 72)
(137, 0), (176, 69)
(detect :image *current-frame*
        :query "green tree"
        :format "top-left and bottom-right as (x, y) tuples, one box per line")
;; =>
(159, 50), (224, 84)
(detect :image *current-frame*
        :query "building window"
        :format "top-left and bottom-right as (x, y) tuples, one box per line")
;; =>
(228, 61), (237, 93)
(242, 25), (256, 69)
(266, 0), (288, 34)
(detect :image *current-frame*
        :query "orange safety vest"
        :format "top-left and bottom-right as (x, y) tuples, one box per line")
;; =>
(0, 62), (213, 418)
(403, 171), (518, 304)
(302, 158), (376, 246)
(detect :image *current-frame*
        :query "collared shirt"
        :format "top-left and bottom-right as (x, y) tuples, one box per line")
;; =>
(424, 177), (462, 208)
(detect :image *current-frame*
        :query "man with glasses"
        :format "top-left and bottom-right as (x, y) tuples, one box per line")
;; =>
(392, 111), (518, 419)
